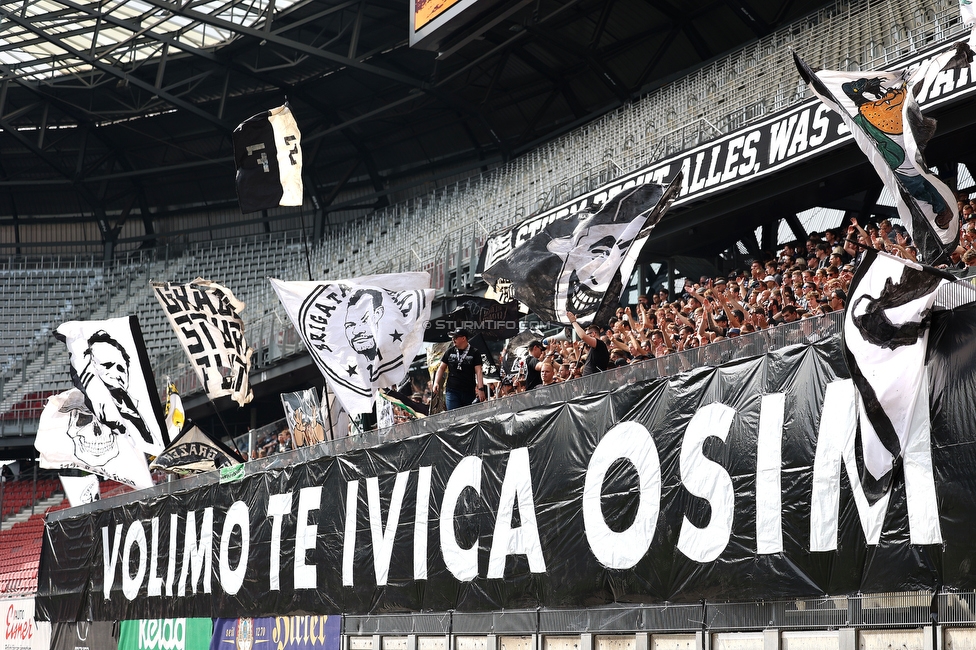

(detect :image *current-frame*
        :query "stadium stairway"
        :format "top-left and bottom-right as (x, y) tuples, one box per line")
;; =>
(0, 479), (127, 595)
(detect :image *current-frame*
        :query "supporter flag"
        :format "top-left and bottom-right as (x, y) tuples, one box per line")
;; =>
(794, 52), (964, 264)
(164, 382), (185, 440)
(482, 177), (680, 326)
(233, 103), (303, 213)
(423, 295), (520, 342)
(153, 279), (254, 407)
(500, 329), (545, 383)
(843, 249), (961, 512)
(321, 385), (349, 440)
(58, 474), (100, 508)
(963, 0), (975, 26)
(150, 424), (245, 476)
(271, 272), (434, 414)
(35, 389), (153, 490)
(379, 388), (426, 419)
(281, 388), (327, 447)
(56, 315), (167, 456)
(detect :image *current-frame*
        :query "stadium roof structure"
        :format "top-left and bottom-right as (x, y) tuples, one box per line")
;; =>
(0, 0), (834, 255)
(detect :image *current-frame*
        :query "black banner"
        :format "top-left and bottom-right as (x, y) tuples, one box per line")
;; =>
(423, 297), (520, 342)
(478, 39), (976, 275)
(37, 311), (976, 621)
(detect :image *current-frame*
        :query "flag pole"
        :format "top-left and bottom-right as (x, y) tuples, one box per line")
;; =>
(324, 388), (336, 442)
(297, 202), (314, 282)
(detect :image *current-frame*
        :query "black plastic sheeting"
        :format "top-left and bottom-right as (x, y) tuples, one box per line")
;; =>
(35, 310), (976, 621)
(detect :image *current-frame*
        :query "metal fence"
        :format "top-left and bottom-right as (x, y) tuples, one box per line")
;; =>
(340, 591), (974, 636)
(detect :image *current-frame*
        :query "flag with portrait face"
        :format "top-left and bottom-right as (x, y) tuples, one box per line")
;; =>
(154, 279), (253, 407)
(794, 52), (965, 264)
(270, 272), (433, 414)
(482, 177), (680, 327)
(55, 315), (167, 456)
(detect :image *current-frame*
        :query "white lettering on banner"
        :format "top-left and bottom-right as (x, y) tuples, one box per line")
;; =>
(5, 603), (33, 641)
(810, 379), (942, 549)
(139, 619), (185, 650)
(95, 376), (945, 598)
(787, 108), (810, 157)
(219, 500), (250, 595)
(295, 486), (321, 589)
(178, 508), (213, 596)
(148, 518), (162, 596)
(122, 521), (148, 600)
(367, 471), (409, 586)
(487, 447), (546, 578)
(440, 455), (482, 582)
(769, 114), (798, 165)
(166, 513), (178, 596)
(677, 403), (736, 563)
(343, 480), (358, 586)
(810, 105), (831, 147)
(582, 421), (661, 570)
(102, 524), (122, 600)
(756, 393), (785, 554)
(268, 492), (292, 590)
(414, 466), (432, 580)
(721, 136), (744, 182)
(740, 130), (760, 175)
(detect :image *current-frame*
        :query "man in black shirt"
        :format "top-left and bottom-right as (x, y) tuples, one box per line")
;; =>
(433, 328), (486, 410)
(524, 340), (545, 389)
(567, 311), (609, 375)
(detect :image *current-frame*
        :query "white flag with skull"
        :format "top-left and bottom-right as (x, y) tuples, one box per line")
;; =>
(36, 389), (153, 490)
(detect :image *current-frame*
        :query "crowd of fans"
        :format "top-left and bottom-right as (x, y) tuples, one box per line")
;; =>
(475, 194), (976, 397)
(277, 196), (976, 426)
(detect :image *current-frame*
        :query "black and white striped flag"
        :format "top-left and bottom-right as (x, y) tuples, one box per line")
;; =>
(843, 250), (958, 524)
(233, 103), (303, 213)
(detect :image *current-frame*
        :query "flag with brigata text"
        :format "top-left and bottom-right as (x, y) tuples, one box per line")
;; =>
(271, 273), (433, 414)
